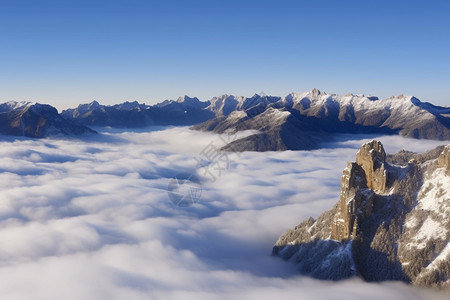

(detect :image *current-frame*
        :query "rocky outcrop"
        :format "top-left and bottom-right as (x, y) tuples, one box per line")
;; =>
(355, 140), (387, 191)
(273, 140), (450, 288)
(331, 162), (374, 241)
(330, 140), (387, 241)
(438, 145), (450, 173)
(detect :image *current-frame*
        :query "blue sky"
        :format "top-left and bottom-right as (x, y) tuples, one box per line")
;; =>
(0, 0), (449, 110)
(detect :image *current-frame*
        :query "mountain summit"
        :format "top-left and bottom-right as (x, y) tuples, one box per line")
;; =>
(273, 140), (450, 287)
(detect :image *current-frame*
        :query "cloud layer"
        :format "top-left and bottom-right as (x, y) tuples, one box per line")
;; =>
(0, 129), (448, 300)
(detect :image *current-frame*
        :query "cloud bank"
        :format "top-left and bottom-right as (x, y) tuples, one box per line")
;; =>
(0, 128), (448, 300)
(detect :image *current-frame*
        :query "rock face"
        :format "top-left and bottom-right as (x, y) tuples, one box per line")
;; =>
(438, 145), (450, 173)
(355, 140), (387, 191)
(273, 140), (450, 288)
(331, 162), (373, 241)
(330, 141), (386, 241)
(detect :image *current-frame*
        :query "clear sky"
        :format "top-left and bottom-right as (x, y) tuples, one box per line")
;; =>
(1, 0), (449, 110)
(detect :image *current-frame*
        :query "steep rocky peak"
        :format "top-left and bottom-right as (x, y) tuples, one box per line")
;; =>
(438, 145), (450, 173)
(176, 95), (199, 104)
(356, 140), (387, 192)
(331, 161), (374, 241)
(309, 88), (324, 97)
(330, 141), (388, 241)
(89, 100), (101, 108)
(357, 140), (386, 164)
(257, 91), (268, 97)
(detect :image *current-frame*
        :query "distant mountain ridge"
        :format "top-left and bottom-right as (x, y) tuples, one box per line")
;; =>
(1, 89), (449, 141)
(273, 140), (450, 288)
(61, 96), (214, 127)
(61, 89), (450, 150)
(0, 101), (95, 138)
(193, 89), (450, 151)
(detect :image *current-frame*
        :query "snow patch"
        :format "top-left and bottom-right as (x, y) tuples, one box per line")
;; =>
(408, 217), (447, 249)
(417, 168), (450, 219)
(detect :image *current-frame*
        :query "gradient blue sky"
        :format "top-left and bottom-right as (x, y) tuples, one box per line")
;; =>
(0, 0), (449, 110)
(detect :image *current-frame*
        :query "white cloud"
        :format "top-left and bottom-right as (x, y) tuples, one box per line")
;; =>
(0, 128), (447, 299)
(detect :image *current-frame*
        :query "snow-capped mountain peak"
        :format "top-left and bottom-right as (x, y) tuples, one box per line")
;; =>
(0, 101), (34, 112)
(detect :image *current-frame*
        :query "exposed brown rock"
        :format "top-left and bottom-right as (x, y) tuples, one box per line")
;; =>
(331, 140), (386, 241)
(438, 145), (450, 173)
(356, 140), (387, 192)
(331, 162), (374, 241)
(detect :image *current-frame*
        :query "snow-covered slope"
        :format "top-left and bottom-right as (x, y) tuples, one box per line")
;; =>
(0, 100), (35, 112)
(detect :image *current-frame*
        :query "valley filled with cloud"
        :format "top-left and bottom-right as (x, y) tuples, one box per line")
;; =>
(0, 127), (448, 300)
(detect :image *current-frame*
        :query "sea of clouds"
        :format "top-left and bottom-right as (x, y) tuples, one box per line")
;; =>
(0, 127), (448, 300)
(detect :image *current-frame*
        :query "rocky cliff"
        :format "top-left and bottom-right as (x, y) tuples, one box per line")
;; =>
(273, 141), (450, 287)
(439, 145), (450, 173)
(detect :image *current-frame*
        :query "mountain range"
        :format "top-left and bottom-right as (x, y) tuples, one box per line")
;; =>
(59, 89), (450, 150)
(0, 101), (94, 138)
(273, 140), (450, 287)
(193, 89), (450, 151)
(1, 89), (449, 147)
(61, 96), (214, 127)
